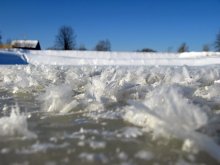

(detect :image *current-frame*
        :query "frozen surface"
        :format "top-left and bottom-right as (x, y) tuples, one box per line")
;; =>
(0, 105), (36, 138)
(1, 50), (220, 164)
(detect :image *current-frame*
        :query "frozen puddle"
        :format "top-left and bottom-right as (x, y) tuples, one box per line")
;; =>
(0, 65), (220, 165)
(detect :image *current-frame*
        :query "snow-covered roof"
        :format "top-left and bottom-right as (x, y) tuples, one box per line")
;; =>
(11, 40), (40, 49)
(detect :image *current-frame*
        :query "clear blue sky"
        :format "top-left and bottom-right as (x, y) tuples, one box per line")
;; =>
(0, 0), (220, 51)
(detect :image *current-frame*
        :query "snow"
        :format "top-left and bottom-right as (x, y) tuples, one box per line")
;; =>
(1, 50), (220, 66)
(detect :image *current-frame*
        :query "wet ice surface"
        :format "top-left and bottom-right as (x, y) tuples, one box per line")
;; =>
(1, 65), (220, 165)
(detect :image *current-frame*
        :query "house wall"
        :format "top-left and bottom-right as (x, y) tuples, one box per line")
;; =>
(0, 45), (12, 49)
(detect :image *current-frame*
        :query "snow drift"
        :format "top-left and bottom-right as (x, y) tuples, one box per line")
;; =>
(1, 50), (220, 66)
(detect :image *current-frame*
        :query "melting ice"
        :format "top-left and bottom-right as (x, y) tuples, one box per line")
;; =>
(1, 65), (220, 164)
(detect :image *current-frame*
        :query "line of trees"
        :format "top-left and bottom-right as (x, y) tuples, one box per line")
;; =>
(137, 48), (157, 52)
(95, 39), (111, 51)
(215, 30), (220, 52)
(0, 32), (2, 45)
(53, 25), (111, 51)
(53, 26), (220, 53)
(177, 43), (189, 53)
(0, 32), (11, 46)
(1, 26), (220, 52)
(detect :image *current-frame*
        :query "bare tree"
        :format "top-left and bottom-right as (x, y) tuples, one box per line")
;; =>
(0, 32), (2, 45)
(167, 46), (173, 53)
(202, 44), (210, 52)
(215, 30), (220, 52)
(55, 26), (76, 50)
(95, 39), (111, 51)
(137, 48), (156, 52)
(78, 44), (87, 51)
(177, 43), (189, 53)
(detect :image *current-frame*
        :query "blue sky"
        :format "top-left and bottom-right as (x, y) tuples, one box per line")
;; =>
(0, 0), (220, 51)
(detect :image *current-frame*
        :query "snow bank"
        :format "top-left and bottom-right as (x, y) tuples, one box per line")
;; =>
(1, 50), (220, 66)
(23, 50), (220, 66)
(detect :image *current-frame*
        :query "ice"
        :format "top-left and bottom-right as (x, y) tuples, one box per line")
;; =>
(40, 84), (76, 113)
(116, 127), (143, 138)
(117, 152), (128, 160)
(89, 141), (106, 149)
(1, 52), (220, 164)
(135, 150), (154, 160)
(182, 139), (198, 153)
(123, 86), (220, 161)
(0, 105), (36, 138)
(79, 152), (108, 163)
(17, 142), (69, 154)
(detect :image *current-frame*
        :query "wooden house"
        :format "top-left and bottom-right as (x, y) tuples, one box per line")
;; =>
(11, 40), (41, 50)
(0, 44), (12, 49)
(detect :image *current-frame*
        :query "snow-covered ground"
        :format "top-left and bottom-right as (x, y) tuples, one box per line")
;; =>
(1, 50), (220, 66)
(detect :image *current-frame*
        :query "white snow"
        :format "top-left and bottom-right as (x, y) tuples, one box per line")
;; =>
(1, 50), (220, 66)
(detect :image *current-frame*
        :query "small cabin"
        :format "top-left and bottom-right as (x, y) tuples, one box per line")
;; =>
(11, 40), (41, 50)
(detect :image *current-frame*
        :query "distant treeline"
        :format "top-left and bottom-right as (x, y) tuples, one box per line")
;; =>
(1, 26), (220, 52)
